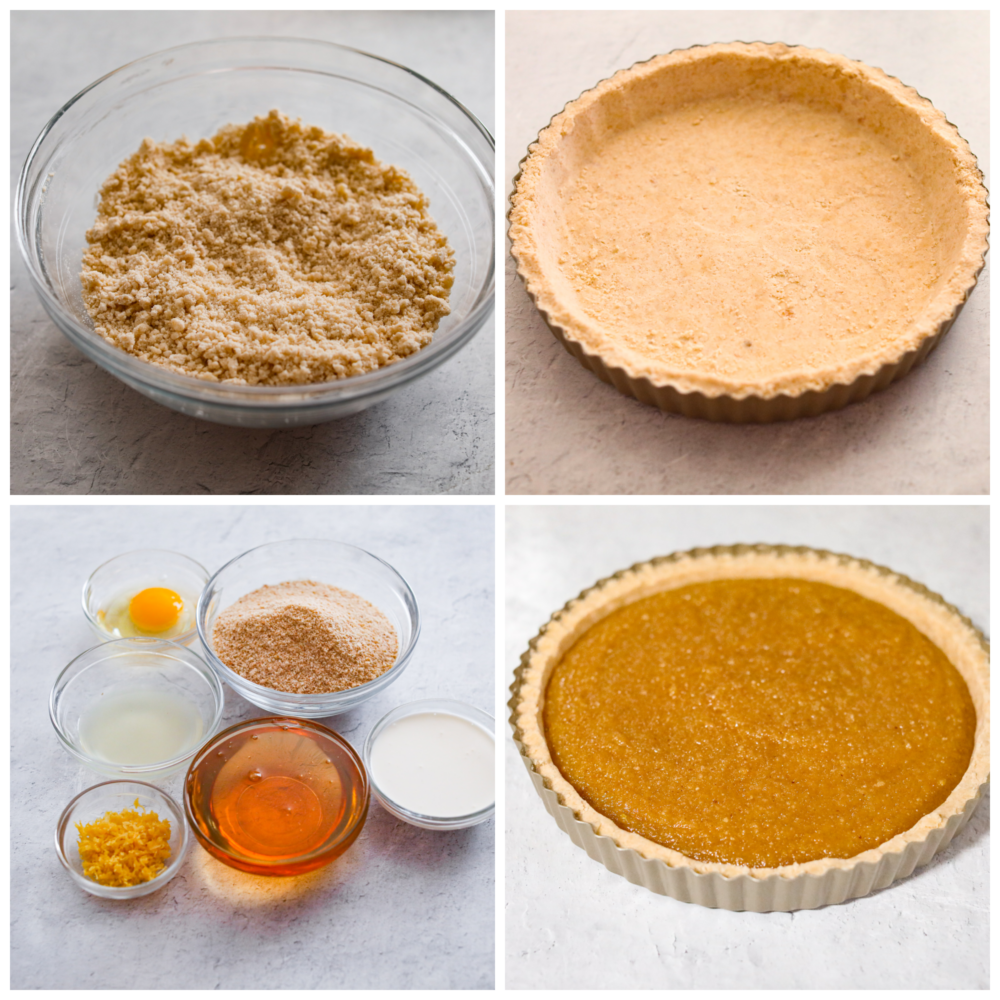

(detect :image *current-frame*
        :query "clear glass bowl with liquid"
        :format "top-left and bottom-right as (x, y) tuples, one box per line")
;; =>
(363, 698), (495, 830)
(184, 716), (370, 876)
(49, 637), (225, 781)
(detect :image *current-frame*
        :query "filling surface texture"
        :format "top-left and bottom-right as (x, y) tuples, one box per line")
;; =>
(543, 578), (975, 868)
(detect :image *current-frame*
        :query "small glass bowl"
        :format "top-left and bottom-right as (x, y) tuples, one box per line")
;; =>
(16, 37), (495, 427)
(363, 699), (495, 830)
(50, 637), (225, 781)
(184, 717), (370, 876)
(55, 780), (190, 899)
(83, 549), (209, 645)
(197, 539), (419, 718)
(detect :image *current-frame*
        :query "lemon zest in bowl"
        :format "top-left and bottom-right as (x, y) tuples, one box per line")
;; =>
(76, 798), (172, 887)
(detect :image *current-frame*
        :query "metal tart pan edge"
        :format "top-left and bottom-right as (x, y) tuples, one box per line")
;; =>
(508, 41), (989, 423)
(507, 543), (990, 911)
(539, 290), (957, 424)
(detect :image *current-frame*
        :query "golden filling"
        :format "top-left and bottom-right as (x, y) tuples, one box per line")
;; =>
(543, 578), (976, 869)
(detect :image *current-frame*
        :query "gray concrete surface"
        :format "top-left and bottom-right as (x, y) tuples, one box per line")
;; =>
(506, 505), (988, 989)
(506, 11), (989, 496)
(12, 504), (494, 989)
(12, 11), (495, 496)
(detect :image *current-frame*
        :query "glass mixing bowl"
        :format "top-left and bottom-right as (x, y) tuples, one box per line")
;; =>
(184, 717), (370, 877)
(16, 37), (495, 427)
(50, 637), (225, 781)
(196, 539), (420, 717)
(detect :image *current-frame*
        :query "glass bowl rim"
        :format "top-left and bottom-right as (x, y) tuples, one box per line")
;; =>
(15, 35), (496, 411)
(363, 697), (496, 824)
(195, 538), (421, 706)
(183, 714), (370, 866)
(49, 635), (226, 775)
(54, 778), (191, 896)
(81, 548), (210, 643)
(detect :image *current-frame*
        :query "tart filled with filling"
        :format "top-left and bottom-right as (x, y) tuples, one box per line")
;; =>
(513, 545), (989, 884)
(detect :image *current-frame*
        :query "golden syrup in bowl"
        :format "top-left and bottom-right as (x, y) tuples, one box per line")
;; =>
(185, 717), (368, 876)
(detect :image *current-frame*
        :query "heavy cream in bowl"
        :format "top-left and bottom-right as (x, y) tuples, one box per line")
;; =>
(364, 699), (494, 830)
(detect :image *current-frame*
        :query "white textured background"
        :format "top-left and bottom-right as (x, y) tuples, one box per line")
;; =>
(12, 505), (494, 989)
(505, 505), (988, 989)
(11, 10), (495, 495)
(505, 11), (989, 495)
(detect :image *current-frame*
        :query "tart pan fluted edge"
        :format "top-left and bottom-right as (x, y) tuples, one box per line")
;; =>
(508, 42), (989, 423)
(508, 544), (990, 910)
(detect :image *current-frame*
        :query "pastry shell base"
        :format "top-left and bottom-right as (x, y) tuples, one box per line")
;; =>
(508, 43), (989, 423)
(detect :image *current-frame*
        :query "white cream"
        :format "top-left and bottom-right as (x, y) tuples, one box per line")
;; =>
(79, 688), (204, 765)
(370, 711), (494, 818)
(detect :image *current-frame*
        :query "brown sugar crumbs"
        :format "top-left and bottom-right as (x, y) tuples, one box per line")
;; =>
(80, 110), (455, 385)
(212, 580), (398, 695)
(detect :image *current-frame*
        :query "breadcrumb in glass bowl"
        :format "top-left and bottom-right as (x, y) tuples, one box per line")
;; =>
(196, 539), (420, 717)
(16, 37), (494, 427)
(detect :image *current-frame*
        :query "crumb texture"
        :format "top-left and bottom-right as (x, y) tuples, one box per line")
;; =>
(81, 111), (454, 385)
(212, 579), (398, 694)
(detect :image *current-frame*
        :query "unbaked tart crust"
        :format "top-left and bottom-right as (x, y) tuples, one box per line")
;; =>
(510, 545), (989, 909)
(508, 43), (989, 421)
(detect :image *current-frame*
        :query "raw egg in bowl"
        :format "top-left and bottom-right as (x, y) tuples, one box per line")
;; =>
(83, 549), (208, 644)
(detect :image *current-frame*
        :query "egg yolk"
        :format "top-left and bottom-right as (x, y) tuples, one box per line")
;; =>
(129, 588), (184, 633)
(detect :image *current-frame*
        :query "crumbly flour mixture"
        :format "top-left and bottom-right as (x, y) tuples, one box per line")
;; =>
(81, 110), (454, 385)
(213, 580), (398, 694)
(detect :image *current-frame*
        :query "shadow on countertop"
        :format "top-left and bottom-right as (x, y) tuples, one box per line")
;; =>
(12, 310), (494, 497)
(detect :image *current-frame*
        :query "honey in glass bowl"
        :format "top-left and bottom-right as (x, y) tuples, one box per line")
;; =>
(185, 717), (368, 876)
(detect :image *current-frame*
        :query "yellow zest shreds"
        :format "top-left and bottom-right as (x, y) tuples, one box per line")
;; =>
(75, 798), (172, 887)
